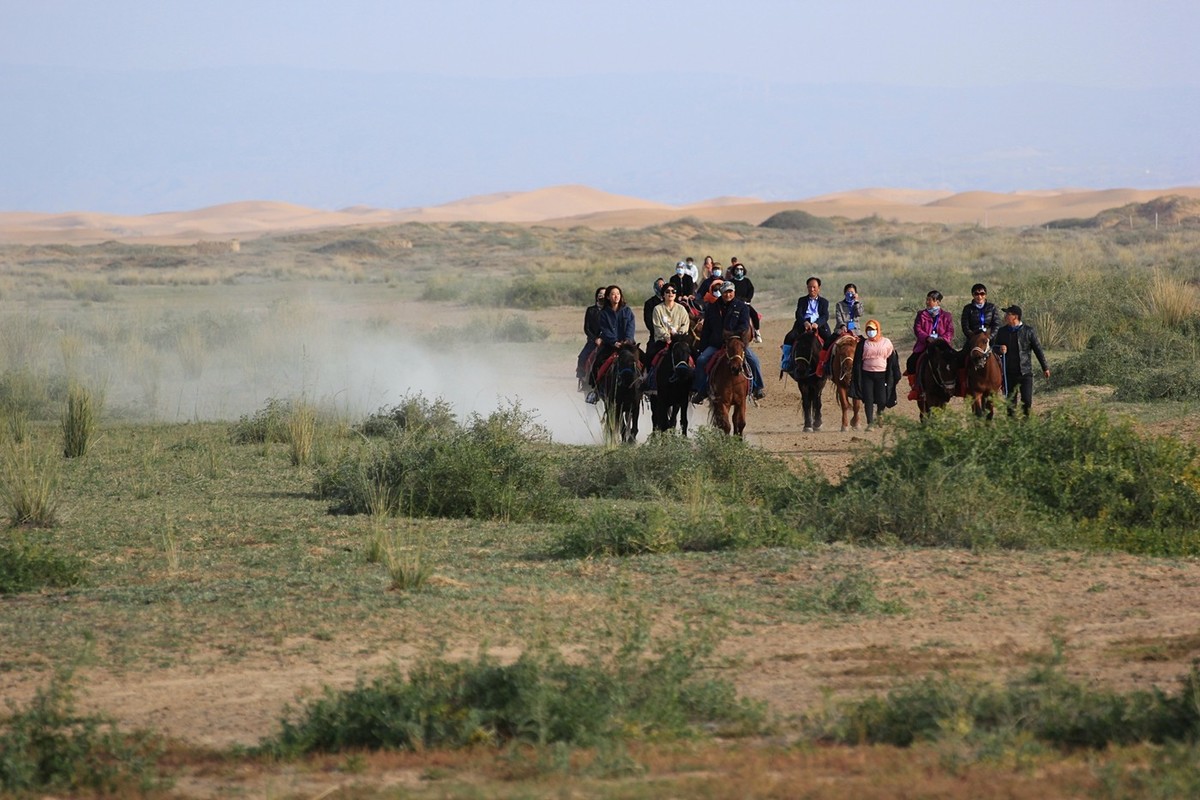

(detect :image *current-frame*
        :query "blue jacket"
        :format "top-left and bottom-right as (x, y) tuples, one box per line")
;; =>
(597, 305), (636, 346)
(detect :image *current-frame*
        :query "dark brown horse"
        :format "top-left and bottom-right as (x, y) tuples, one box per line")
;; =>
(651, 334), (694, 436)
(787, 327), (827, 432)
(915, 340), (957, 419)
(964, 331), (1003, 419)
(599, 342), (644, 444)
(710, 335), (749, 436)
(828, 334), (861, 432)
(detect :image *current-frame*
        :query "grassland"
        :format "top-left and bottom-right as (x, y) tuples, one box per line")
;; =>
(1, 216), (1199, 797)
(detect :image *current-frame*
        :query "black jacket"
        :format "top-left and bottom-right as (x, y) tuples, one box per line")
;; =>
(960, 302), (1003, 341)
(794, 295), (831, 340)
(994, 323), (1048, 376)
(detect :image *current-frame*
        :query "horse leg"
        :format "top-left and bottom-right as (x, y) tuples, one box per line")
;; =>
(837, 386), (849, 432)
(801, 389), (814, 433)
(713, 401), (731, 434)
(813, 382), (824, 431)
(851, 397), (861, 430)
(733, 398), (746, 437)
(680, 397), (689, 437)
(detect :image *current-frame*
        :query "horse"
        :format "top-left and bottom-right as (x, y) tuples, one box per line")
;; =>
(598, 342), (644, 444)
(651, 334), (694, 436)
(787, 327), (827, 432)
(709, 334), (749, 436)
(915, 340), (957, 419)
(964, 331), (1003, 419)
(828, 334), (861, 432)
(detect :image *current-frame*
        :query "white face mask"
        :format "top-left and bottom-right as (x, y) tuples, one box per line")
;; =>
(676, 267), (685, 275)
(866, 329), (878, 339)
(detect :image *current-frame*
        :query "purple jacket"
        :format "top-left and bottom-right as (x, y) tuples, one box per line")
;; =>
(912, 308), (954, 354)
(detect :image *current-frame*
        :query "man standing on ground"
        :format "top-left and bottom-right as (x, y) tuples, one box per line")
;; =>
(993, 305), (1050, 416)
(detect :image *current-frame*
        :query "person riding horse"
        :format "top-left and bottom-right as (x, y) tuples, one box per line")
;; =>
(585, 284), (636, 405)
(959, 283), (1002, 365)
(906, 289), (955, 396)
(690, 282), (765, 404)
(644, 284), (691, 393)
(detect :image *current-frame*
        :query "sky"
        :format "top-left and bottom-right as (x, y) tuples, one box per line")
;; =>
(2, 0), (1198, 212)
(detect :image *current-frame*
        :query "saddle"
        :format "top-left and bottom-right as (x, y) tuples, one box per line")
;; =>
(595, 353), (618, 386)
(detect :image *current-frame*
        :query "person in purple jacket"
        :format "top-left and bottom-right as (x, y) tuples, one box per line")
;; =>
(905, 289), (955, 377)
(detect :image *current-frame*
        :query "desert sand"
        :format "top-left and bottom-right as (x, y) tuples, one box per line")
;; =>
(3, 184), (1199, 245)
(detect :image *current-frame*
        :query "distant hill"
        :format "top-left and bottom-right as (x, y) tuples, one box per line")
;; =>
(1047, 195), (1200, 229)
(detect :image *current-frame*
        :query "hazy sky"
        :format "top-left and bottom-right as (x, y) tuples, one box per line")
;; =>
(7, 0), (1197, 87)
(2, 1), (1197, 212)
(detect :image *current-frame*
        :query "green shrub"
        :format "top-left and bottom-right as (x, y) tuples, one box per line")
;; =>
(263, 624), (763, 756)
(1055, 319), (1200, 400)
(320, 401), (562, 521)
(0, 668), (165, 794)
(789, 567), (907, 617)
(818, 660), (1200, 750)
(355, 394), (457, 438)
(230, 397), (292, 444)
(821, 407), (1200, 554)
(0, 540), (83, 593)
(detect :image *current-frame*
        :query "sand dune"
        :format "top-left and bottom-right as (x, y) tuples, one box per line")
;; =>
(2, 185), (1199, 245)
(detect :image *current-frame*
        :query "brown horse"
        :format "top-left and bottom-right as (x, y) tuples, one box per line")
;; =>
(828, 334), (861, 431)
(964, 331), (1003, 419)
(709, 335), (749, 436)
(915, 340), (957, 420)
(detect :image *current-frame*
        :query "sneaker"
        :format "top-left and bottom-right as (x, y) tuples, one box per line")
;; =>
(691, 391), (706, 405)
(752, 388), (766, 400)
(585, 391), (598, 405)
(753, 331), (762, 343)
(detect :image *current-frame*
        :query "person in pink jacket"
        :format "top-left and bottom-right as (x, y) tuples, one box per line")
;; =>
(905, 290), (955, 376)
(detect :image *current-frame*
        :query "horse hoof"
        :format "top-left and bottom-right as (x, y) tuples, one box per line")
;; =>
(840, 426), (848, 432)
(803, 426), (813, 433)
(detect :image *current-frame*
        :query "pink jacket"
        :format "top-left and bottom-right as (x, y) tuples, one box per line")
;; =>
(912, 308), (954, 354)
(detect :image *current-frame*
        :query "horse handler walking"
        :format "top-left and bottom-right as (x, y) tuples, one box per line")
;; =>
(993, 305), (1050, 417)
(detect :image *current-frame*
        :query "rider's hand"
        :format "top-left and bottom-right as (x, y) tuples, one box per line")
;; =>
(997, 345), (1007, 354)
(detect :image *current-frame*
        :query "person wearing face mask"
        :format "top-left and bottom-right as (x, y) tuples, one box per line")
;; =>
(993, 305), (1050, 417)
(906, 290), (954, 377)
(576, 286), (608, 386)
(834, 283), (864, 338)
(697, 263), (726, 304)
(668, 262), (697, 300)
(643, 277), (666, 347)
(850, 319), (900, 429)
(728, 257), (762, 342)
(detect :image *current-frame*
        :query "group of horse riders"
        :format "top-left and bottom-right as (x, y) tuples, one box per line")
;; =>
(576, 265), (1052, 426)
(576, 256), (767, 408)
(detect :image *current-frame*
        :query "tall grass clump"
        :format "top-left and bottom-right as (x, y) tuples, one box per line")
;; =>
(286, 402), (316, 466)
(0, 668), (165, 794)
(822, 407), (1200, 554)
(0, 443), (59, 528)
(319, 400), (562, 521)
(262, 623), (763, 756)
(1054, 318), (1200, 400)
(61, 383), (99, 458)
(1145, 270), (1200, 327)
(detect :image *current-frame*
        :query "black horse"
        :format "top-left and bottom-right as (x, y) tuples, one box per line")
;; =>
(916, 339), (958, 419)
(599, 342), (644, 444)
(650, 334), (694, 436)
(787, 327), (827, 432)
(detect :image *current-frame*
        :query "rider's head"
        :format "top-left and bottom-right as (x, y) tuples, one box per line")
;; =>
(605, 285), (625, 308)
(661, 285), (677, 303)
(595, 287), (607, 304)
(806, 277), (822, 297)
(719, 282), (736, 302)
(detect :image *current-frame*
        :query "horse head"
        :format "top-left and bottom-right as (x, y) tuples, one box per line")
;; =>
(667, 334), (694, 383)
(789, 328), (822, 381)
(967, 332), (993, 371)
(925, 340), (958, 394)
(723, 334), (746, 370)
(615, 343), (644, 390)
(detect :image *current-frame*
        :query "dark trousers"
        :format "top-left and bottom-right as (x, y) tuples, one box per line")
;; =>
(1005, 373), (1034, 416)
(861, 370), (888, 424)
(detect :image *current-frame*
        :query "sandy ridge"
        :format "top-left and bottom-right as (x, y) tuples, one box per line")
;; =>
(3, 184), (1199, 245)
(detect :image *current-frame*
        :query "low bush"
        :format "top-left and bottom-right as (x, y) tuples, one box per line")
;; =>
(230, 397), (292, 444)
(821, 407), (1200, 555)
(1055, 319), (1200, 400)
(319, 402), (563, 521)
(355, 393), (458, 438)
(0, 540), (83, 594)
(263, 624), (764, 756)
(789, 567), (908, 617)
(0, 668), (165, 794)
(817, 659), (1200, 750)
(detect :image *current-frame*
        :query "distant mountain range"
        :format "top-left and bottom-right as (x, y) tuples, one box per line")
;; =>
(2, 65), (1197, 216)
